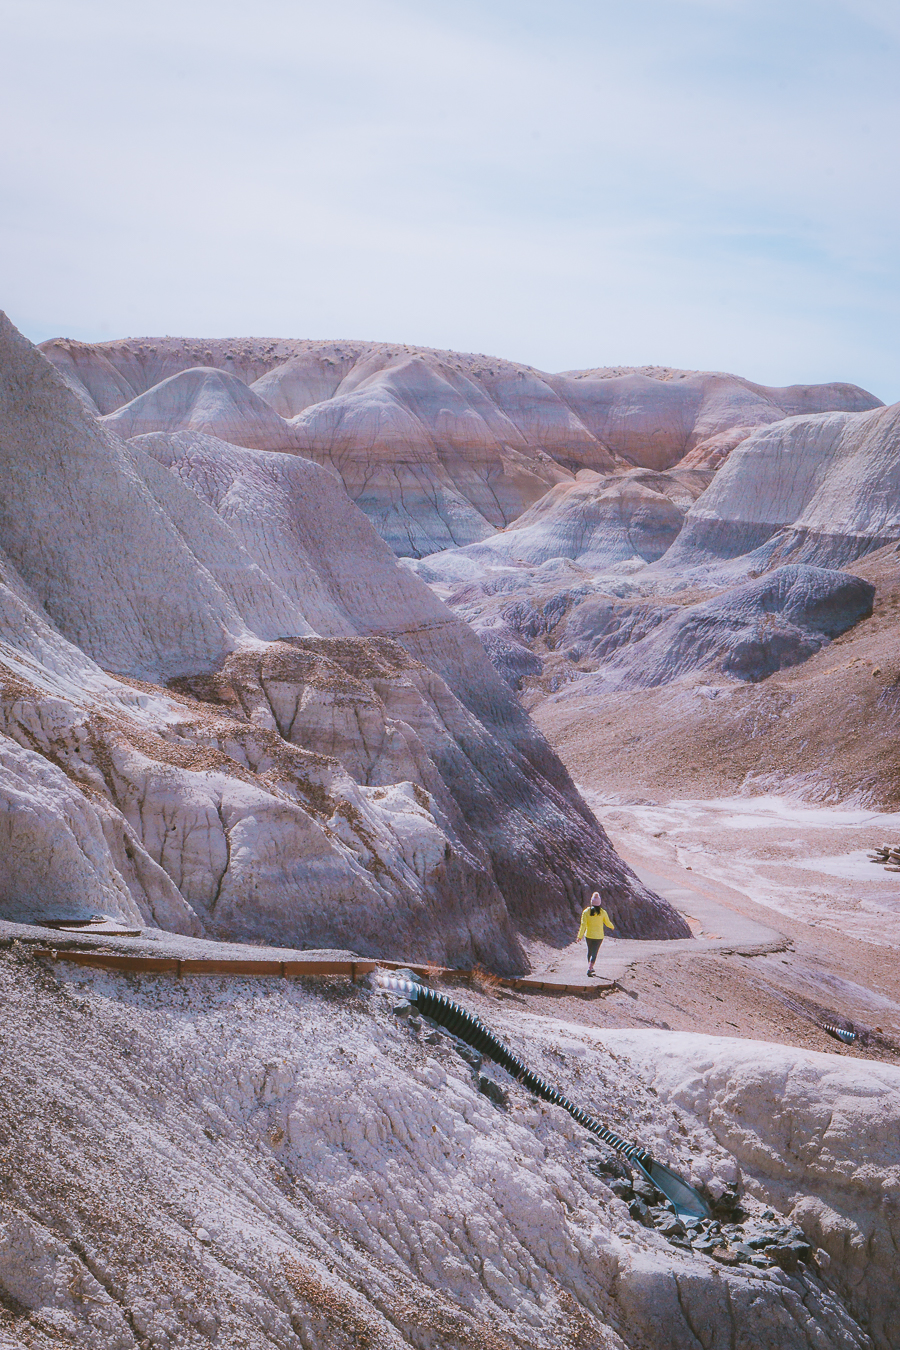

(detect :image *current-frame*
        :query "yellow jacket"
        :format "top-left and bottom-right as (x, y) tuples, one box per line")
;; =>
(577, 906), (615, 941)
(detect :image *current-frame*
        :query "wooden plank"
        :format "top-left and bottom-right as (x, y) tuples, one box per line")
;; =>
(36, 951), (179, 974)
(282, 960), (353, 977)
(33, 949), (599, 994)
(178, 959), (283, 976)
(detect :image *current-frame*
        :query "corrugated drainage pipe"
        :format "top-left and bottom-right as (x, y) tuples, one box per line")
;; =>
(823, 1023), (856, 1045)
(377, 975), (710, 1220)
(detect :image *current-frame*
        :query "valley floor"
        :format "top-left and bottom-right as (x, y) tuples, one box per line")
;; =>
(519, 790), (900, 1070)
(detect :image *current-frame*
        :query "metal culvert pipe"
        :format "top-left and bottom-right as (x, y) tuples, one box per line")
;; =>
(823, 1023), (857, 1044)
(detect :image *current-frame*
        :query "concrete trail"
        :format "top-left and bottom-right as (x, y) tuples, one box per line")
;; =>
(533, 855), (787, 989)
(0, 859), (785, 995)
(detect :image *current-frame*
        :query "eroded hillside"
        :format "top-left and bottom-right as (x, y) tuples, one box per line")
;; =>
(0, 945), (896, 1350)
(412, 394), (900, 808)
(38, 336), (879, 557)
(0, 314), (686, 968)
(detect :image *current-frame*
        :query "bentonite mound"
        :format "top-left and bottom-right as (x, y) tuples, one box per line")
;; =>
(103, 365), (307, 451)
(665, 400), (900, 572)
(0, 314), (688, 965)
(406, 398), (896, 736)
(438, 563), (874, 699)
(406, 466), (713, 585)
(38, 335), (881, 556)
(535, 541), (900, 807)
(130, 429), (684, 946)
(492, 466), (714, 568)
(591, 566), (876, 689)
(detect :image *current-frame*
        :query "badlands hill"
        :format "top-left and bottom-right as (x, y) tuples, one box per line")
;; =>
(4, 323), (898, 1350)
(410, 389), (900, 804)
(0, 313), (689, 970)
(667, 400), (900, 570)
(536, 540), (900, 808)
(39, 335), (880, 557)
(25, 326), (897, 897)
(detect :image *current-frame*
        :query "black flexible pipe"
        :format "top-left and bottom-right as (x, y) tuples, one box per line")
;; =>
(377, 975), (710, 1218)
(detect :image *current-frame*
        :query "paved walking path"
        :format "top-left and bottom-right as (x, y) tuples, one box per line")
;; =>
(531, 855), (786, 990)
(0, 857), (786, 997)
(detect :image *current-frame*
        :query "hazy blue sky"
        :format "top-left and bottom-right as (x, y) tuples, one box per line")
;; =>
(2, 0), (898, 398)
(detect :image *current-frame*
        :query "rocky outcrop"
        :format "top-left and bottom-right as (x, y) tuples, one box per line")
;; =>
(39, 335), (881, 556)
(0, 314), (688, 963)
(610, 1028), (900, 1349)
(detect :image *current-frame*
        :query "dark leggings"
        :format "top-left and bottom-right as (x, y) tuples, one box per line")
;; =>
(586, 938), (602, 963)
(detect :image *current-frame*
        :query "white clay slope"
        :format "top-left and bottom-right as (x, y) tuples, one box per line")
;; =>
(601, 1024), (900, 1348)
(0, 949), (892, 1349)
(408, 466), (713, 584)
(103, 366), (306, 452)
(667, 401), (900, 570)
(0, 317), (312, 681)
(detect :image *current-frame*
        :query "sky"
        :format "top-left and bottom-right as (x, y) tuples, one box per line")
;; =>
(2, 0), (899, 399)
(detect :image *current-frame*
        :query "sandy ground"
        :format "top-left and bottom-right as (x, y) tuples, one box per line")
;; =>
(515, 545), (900, 1071)
(590, 791), (900, 949)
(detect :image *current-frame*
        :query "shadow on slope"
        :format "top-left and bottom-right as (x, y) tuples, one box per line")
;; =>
(0, 315), (688, 965)
(586, 566), (875, 690)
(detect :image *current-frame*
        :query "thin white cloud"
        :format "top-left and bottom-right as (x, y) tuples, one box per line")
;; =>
(1, 0), (897, 398)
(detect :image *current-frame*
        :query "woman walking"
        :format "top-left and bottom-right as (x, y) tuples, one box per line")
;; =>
(577, 892), (615, 977)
